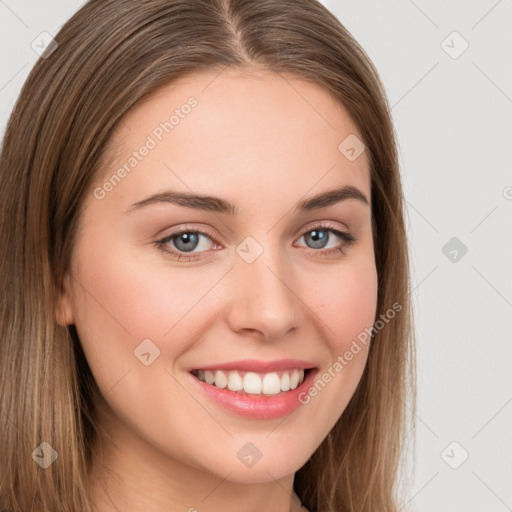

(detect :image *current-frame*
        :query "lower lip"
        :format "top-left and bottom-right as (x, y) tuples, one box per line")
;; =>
(188, 369), (318, 420)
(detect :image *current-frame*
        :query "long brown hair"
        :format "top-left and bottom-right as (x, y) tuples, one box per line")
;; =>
(0, 0), (416, 510)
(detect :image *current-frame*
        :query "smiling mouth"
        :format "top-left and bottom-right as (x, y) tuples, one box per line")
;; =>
(190, 368), (314, 396)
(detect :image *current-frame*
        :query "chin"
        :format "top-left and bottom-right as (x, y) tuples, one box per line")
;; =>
(195, 442), (312, 484)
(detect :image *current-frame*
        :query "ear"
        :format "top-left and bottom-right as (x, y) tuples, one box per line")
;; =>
(55, 272), (75, 326)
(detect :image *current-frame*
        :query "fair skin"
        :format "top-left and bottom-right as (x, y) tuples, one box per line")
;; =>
(57, 66), (377, 512)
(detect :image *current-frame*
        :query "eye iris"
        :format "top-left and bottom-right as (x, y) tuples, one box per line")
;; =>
(305, 229), (328, 249)
(174, 232), (199, 252)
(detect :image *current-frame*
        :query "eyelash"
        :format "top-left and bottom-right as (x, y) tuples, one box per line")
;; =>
(154, 222), (358, 262)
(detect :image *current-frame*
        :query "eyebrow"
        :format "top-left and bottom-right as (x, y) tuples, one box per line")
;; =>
(126, 185), (369, 215)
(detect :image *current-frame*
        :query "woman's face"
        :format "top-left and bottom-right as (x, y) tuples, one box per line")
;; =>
(58, 67), (377, 492)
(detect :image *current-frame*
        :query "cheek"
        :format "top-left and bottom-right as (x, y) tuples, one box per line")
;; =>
(71, 237), (210, 338)
(312, 260), (378, 351)
(302, 259), (377, 419)
(292, 271), (377, 443)
(68, 235), (220, 393)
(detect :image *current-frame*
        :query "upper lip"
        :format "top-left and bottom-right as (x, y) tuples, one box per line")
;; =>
(190, 358), (317, 373)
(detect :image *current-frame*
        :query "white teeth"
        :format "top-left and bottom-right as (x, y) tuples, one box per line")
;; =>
(194, 368), (309, 395)
(244, 372), (262, 394)
(214, 370), (228, 389)
(290, 369), (300, 389)
(204, 370), (215, 385)
(262, 372), (281, 395)
(281, 372), (291, 391)
(227, 371), (243, 391)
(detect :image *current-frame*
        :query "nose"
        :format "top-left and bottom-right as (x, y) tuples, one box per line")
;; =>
(224, 242), (300, 341)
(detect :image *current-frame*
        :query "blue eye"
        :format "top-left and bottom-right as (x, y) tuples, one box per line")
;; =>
(170, 232), (201, 252)
(155, 223), (357, 262)
(298, 227), (355, 251)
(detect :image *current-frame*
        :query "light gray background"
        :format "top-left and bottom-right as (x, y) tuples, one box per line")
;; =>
(1, 1), (511, 510)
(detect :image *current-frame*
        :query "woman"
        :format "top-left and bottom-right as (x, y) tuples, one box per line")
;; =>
(0, 0), (416, 511)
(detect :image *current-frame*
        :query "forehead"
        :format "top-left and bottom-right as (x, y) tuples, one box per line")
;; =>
(94, 67), (371, 208)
